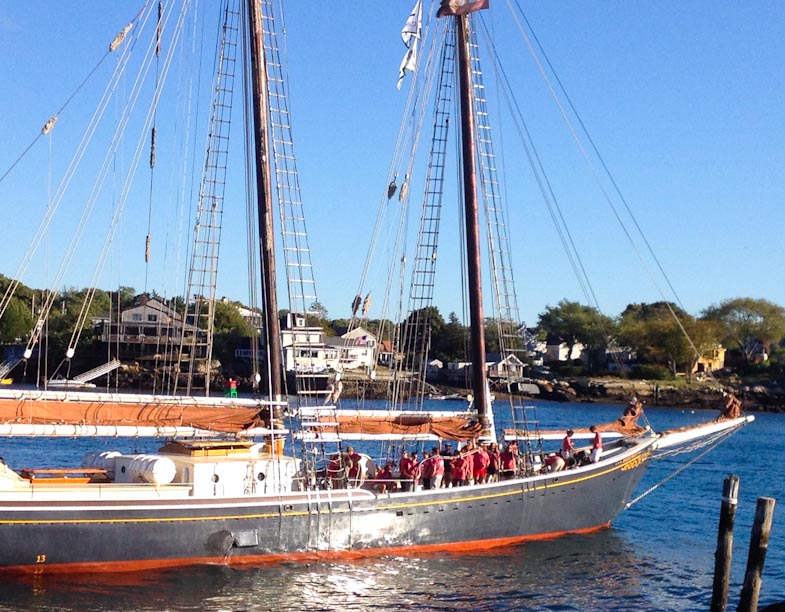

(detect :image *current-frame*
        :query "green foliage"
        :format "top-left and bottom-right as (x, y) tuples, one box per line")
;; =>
(432, 312), (469, 362)
(210, 301), (257, 366)
(538, 300), (616, 371)
(309, 301), (328, 320)
(629, 364), (672, 380)
(213, 301), (256, 336)
(702, 297), (785, 363)
(0, 296), (33, 342)
(553, 364), (587, 377)
(615, 301), (722, 378)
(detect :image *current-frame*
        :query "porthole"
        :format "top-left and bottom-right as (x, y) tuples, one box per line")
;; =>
(212, 474), (220, 483)
(257, 472), (266, 481)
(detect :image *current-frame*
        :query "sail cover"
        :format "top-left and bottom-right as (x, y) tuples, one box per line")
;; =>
(323, 413), (483, 441)
(0, 392), (266, 434)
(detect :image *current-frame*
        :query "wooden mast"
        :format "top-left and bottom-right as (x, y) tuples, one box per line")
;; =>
(248, 0), (283, 399)
(456, 14), (490, 433)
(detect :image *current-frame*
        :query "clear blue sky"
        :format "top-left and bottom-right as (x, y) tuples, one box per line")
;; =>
(0, 2), (783, 326)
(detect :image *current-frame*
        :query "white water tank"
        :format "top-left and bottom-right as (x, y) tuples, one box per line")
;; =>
(81, 450), (122, 478)
(127, 455), (177, 485)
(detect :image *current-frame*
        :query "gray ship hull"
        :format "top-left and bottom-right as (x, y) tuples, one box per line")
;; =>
(0, 439), (654, 573)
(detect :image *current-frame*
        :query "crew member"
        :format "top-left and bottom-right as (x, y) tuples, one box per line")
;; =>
(590, 425), (603, 463)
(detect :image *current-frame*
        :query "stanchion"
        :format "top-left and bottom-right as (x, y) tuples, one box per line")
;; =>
(711, 474), (739, 612)
(738, 497), (776, 612)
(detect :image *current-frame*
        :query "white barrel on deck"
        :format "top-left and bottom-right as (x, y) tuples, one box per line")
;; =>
(81, 450), (122, 478)
(127, 455), (176, 485)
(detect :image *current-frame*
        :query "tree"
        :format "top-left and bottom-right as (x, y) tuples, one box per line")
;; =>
(617, 301), (718, 378)
(702, 298), (785, 363)
(309, 301), (328, 320)
(537, 300), (616, 368)
(432, 312), (468, 362)
(213, 300), (255, 336)
(212, 300), (257, 365)
(0, 296), (33, 342)
(401, 306), (445, 367)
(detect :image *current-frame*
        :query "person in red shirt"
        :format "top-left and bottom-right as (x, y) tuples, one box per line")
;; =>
(590, 425), (603, 463)
(544, 453), (566, 472)
(450, 450), (467, 486)
(377, 462), (395, 494)
(410, 452), (421, 490)
(419, 451), (433, 489)
(345, 446), (362, 484)
(561, 430), (575, 464)
(473, 443), (490, 484)
(399, 450), (414, 492)
(500, 442), (518, 480)
(486, 442), (501, 482)
(430, 447), (445, 489)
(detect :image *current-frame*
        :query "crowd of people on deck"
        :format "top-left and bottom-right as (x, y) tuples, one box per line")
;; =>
(323, 426), (606, 493)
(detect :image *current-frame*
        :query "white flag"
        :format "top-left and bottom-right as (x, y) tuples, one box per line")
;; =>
(401, 0), (422, 47)
(397, 0), (422, 90)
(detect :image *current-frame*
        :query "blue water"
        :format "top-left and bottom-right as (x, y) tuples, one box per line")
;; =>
(0, 401), (781, 611)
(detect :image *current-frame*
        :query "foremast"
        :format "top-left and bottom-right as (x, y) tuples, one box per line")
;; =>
(248, 0), (283, 399)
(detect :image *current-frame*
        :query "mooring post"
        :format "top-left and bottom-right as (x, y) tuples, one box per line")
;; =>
(711, 475), (740, 612)
(737, 496), (776, 612)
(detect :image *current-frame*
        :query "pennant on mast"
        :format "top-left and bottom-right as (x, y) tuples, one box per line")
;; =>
(397, 0), (422, 90)
(437, 0), (489, 18)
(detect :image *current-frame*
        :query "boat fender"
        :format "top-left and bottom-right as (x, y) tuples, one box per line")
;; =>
(206, 530), (235, 556)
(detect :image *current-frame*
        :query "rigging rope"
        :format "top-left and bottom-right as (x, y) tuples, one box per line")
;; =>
(67, 2), (190, 359)
(503, 0), (701, 363)
(0, 5), (146, 186)
(625, 425), (743, 509)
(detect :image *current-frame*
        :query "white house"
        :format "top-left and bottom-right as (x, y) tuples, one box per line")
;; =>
(98, 295), (198, 352)
(278, 316), (377, 373)
(545, 335), (584, 362)
(323, 326), (377, 371)
(279, 313), (339, 373)
(486, 353), (525, 380)
(426, 358), (443, 379)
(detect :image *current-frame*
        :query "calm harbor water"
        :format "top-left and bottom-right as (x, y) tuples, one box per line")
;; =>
(0, 401), (781, 611)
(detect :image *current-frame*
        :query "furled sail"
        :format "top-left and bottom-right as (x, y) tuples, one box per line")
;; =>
(0, 389), (273, 435)
(301, 407), (482, 441)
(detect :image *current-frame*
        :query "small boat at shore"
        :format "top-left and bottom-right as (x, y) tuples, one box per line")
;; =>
(0, 0), (753, 574)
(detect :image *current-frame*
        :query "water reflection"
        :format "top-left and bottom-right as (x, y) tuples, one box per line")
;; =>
(0, 530), (694, 612)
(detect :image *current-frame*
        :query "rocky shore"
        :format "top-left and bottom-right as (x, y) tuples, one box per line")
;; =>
(517, 377), (785, 413)
(339, 375), (785, 414)
(103, 364), (784, 413)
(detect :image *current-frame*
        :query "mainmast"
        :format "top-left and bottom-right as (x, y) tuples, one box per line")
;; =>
(248, 0), (283, 399)
(455, 14), (490, 433)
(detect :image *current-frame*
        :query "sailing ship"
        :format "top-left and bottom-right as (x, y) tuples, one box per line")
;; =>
(0, 0), (752, 574)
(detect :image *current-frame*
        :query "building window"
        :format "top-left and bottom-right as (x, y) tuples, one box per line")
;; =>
(132, 314), (142, 321)
(147, 314), (158, 322)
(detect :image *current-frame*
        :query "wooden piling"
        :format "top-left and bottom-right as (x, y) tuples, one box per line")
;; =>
(711, 475), (740, 612)
(737, 496), (776, 612)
